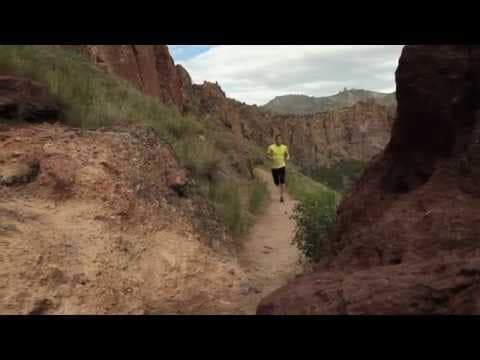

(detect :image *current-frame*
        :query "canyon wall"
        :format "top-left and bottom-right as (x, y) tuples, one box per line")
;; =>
(64, 45), (394, 168)
(193, 81), (394, 168)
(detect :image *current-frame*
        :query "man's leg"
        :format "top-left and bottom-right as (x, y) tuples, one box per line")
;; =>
(279, 167), (285, 202)
(272, 169), (280, 187)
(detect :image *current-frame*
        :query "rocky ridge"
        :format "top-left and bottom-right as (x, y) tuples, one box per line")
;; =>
(262, 89), (397, 115)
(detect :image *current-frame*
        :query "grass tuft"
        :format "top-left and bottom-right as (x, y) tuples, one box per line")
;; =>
(248, 177), (270, 215)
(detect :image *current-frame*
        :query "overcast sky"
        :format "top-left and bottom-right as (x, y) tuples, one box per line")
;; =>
(169, 45), (404, 106)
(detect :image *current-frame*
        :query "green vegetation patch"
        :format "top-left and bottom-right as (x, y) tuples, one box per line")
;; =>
(283, 165), (340, 264)
(286, 166), (339, 203)
(0, 45), (200, 142)
(291, 189), (337, 263)
(303, 159), (366, 193)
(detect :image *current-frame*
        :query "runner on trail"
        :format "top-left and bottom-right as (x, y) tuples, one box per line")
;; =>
(266, 134), (290, 203)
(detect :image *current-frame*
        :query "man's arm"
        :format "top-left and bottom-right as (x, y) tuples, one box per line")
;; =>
(284, 147), (290, 161)
(266, 146), (273, 160)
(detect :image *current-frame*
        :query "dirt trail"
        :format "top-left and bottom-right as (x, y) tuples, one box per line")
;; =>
(235, 168), (302, 314)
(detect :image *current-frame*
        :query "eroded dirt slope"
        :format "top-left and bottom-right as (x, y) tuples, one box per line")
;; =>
(0, 123), (259, 314)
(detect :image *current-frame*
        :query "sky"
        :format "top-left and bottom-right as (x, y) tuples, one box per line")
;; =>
(169, 45), (404, 106)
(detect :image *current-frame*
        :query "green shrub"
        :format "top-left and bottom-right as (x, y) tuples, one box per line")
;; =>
(248, 177), (270, 215)
(208, 181), (248, 238)
(304, 159), (366, 193)
(200, 175), (269, 239)
(286, 166), (339, 203)
(291, 191), (337, 263)
(286, 165), (339, 263)
(174, 136), (221, 177)
(223, 188), (247, 238)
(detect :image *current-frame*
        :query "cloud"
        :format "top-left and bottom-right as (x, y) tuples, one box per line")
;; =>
(174, 45), (404, 105)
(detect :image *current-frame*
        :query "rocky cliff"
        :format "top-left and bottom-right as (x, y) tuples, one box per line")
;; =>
(248, 100), (393, 167)
(193, 81), (394, 168)
(257, 45), (480, 315)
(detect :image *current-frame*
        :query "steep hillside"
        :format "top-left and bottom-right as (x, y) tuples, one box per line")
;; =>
(258, 45), (480, 315)
(262, 88), (397, 115)
(0, 121), (256, 314)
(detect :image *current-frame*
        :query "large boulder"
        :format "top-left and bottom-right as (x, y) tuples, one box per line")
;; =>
(257, 257), (480, 315)
(0, 76), (63, 122)
(257, 45), (480, 315)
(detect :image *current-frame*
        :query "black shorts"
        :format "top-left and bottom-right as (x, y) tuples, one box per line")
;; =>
(271, 167), (286, 186)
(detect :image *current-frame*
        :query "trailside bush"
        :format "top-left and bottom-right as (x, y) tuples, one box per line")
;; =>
(291, 191), (337, 263)
(208, 181), (248, 239)
(174, 136), (221, 178)
(248, 177), (270, 215)
(286, 166), (338, 203)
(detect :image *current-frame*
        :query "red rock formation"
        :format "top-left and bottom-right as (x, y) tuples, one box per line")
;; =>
(257, 45), (480, 314)
(153, 45), (184, 110)
(193, 81), (233, 128)
(64, 45), (188, 113)
(176, 64), (194, 111)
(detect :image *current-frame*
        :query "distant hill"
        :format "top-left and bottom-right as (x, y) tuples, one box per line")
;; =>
(261, 88), (396, 115)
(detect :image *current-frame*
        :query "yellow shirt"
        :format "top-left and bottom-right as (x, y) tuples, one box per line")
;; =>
(267, 144), (289, 169)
